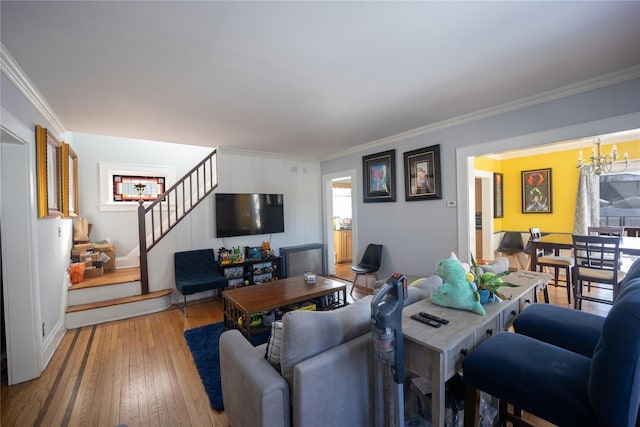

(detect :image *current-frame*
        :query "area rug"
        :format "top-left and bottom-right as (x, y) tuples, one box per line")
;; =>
(184, 322), (270, 410)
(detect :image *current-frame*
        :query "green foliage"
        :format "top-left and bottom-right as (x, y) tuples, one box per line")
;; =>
(470, 253), (517, 300)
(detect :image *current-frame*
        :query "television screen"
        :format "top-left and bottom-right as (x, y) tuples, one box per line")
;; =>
(215, 193), (285, 238)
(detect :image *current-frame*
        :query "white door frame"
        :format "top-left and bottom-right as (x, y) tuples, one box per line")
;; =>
(472, 170), (495, 259)
(322, 169), (357, 276)
(1, 109), (43, 384)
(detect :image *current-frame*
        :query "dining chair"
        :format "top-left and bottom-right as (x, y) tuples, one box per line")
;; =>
(496, 232), (525, 270)
(349, 243), (383, 295)
(528, 227), (574, 304)
(572, 234), (625, 310)
(587, 226), (624, 237)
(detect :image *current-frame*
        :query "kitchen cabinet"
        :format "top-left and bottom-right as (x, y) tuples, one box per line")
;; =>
(334, 229), (352, 263)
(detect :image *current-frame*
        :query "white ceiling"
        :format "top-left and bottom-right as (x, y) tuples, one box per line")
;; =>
(2, 1), (640, 159)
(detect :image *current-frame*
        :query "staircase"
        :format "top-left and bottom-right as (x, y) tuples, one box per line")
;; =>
(65, 268), (172, 328)
(65, 150), (218, 328)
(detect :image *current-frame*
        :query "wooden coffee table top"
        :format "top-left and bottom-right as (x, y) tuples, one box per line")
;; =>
(222, 275), (346, 314)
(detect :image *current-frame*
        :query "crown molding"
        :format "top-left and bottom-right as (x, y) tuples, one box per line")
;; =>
(217, 145), (318, 163)
(1, 43), (66, 135)
(321, 65), (640, 162)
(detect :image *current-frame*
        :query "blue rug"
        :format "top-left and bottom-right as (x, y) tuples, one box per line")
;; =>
(184, 322), (270, 410)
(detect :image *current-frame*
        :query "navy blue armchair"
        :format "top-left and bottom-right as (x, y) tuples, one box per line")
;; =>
(174, 249), (228, 316)
(462, 274), (640, 427)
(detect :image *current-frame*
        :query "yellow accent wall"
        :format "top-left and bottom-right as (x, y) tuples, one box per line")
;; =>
(474, 139), (639, 233)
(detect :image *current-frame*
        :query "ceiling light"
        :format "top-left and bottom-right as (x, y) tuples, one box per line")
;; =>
(577, 138), (629, 175)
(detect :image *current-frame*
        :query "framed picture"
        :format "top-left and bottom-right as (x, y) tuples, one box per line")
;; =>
(521, 168), (552, 213)
(363, 149), (396, 202)
(62, 142), (79, 217)
(403, 144), (442, 201)
(493, 172), (503, 218)
(36, 125), (63, 218)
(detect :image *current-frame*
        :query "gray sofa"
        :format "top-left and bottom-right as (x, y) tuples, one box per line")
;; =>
(220, 295), (376, 427)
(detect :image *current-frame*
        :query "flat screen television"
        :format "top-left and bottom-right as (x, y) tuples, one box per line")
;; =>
(215, 193), (285, 237)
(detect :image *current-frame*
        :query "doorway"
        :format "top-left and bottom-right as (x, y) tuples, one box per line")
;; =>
(332, 177), (353, 281)
(456, 115), (640, 261)
(323, 169), (357, 279)
(1, 120), (43, 385)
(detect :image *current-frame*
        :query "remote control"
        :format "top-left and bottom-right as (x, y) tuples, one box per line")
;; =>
(418, 312), (449, 324)
(411, 314), (441, 328)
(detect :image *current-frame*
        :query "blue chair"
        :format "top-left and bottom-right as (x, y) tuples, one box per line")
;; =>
(174, 249), (228, 316)
(462, 274), (640, 427)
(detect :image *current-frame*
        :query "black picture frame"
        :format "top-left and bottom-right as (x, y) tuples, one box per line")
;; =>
(493, 172), (503, 218)
(521, 168), (552, 213)
(363, 149), (396, 203)
(403, 144), (442, 201)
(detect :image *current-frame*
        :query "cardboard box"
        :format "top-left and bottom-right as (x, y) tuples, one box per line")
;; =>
(84, 266), (103, 278)
(73, 243), (94, 251)
(79, 253), (100, 263)
(72, 248), (94, 257)
(94, 243), (116, 272)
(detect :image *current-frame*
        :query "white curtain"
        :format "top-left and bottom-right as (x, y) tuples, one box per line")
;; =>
(573, 170), (600, 235)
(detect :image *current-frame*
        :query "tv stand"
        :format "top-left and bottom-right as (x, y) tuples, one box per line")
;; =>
(218, 256), (282, 289)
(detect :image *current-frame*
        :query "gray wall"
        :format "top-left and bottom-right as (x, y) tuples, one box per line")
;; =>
(321, 78), (640, 279)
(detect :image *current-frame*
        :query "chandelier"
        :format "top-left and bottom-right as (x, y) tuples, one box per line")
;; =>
(577, 138), (629, 175)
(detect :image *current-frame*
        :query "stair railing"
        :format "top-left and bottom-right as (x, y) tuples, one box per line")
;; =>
(137, 149), (218, 293)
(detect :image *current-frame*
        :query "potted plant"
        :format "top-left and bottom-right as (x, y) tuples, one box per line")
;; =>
(469, 254), (517, 303)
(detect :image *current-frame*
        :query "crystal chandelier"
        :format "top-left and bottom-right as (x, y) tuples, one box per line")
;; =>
(577, 138), (629, 175)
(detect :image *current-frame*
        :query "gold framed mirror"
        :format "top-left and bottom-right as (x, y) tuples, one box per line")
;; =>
(36, 125), (63, 218)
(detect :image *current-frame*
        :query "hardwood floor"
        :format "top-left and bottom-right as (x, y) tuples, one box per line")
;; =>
(1, 274), (611, 427)
(2, 299), (230, 427)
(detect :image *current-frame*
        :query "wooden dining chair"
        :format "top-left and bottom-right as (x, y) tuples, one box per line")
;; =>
(528, 228), (574, 304)
(588, 226), (624, 237)
(572, 234), (625, 310)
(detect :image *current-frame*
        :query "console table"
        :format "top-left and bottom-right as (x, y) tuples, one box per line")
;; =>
(402, 270), (551, 427)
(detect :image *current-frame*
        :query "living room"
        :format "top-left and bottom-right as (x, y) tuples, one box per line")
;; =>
(2, 2), (640, 426)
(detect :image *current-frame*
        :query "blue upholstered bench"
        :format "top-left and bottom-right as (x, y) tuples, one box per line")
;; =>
(174, 249), (228, 316)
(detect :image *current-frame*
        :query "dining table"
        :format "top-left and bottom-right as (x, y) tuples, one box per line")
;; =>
(529, 233), (640, 272)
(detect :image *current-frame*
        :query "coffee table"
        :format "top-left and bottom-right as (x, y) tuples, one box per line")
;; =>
(222, 275), (347, 341)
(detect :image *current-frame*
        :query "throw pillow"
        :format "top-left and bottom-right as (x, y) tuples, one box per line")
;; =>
(264, 320), (283, 369)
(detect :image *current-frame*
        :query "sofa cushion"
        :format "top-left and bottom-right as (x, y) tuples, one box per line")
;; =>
(405, 275), (442, 305)
(280, 295), (373, 389)
(374, 275), (442, 306)
(478, 257), (510, 275)
(264, 320), (284, 369)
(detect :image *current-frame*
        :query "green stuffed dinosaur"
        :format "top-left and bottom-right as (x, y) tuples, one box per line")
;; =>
(430, 251), (486, 315)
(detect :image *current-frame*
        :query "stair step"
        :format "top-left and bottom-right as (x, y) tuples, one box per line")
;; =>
(69, 267), (140, 290)
(66, 289), (172, 313)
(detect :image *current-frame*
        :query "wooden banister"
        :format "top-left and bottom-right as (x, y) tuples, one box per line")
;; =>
(138, 150), (218, 294)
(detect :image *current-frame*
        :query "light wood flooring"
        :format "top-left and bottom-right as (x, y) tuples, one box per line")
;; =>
(2, 272), (610, 427)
